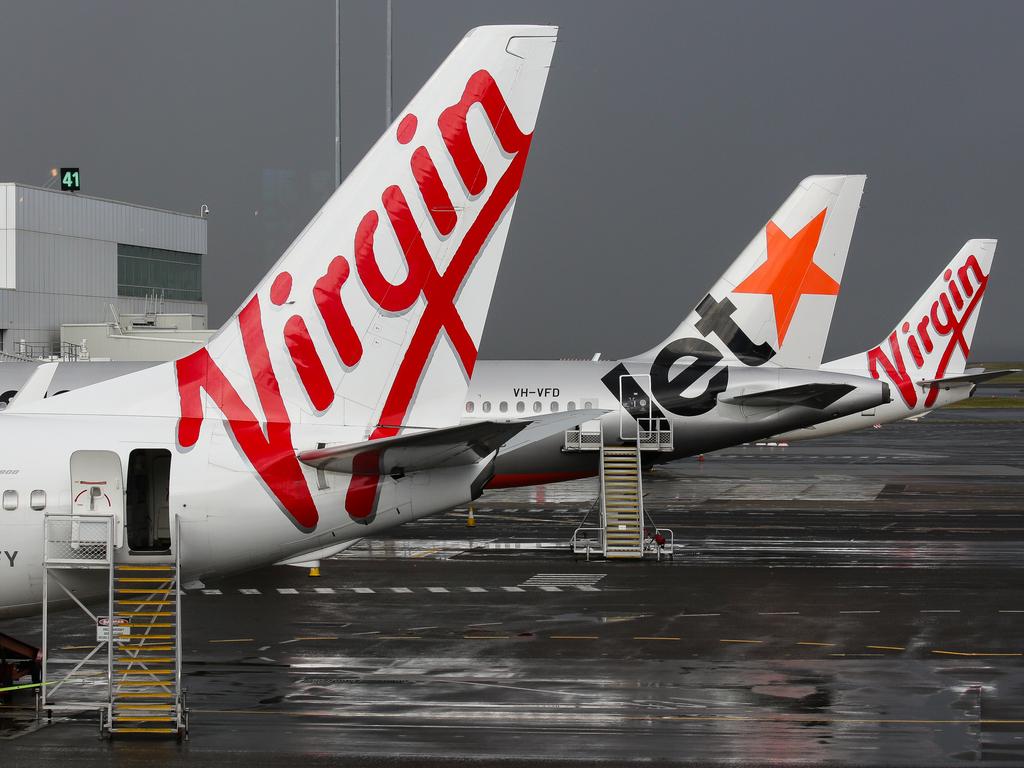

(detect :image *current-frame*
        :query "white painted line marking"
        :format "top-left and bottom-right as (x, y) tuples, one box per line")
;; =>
(466, 587), (487, 593)
(920, 609), (960, 613)
(276, 588), (299, 595)
(539, 586), (562, 592)
(314, 587), (335, 594)
(998, 610), (1024, 614)
(759, 611), (800, 616)
(390, 587), (413, 594)
(576, 585), (601, 592)
(239, 588), (260, 595)
(680, 613), (721, 617)
(201, 589), (222, 595)
(352, 587), (374, 594)
(839, 610), (879, 614)
(426, 587), (449, 593)
(502, 586), (525, 592)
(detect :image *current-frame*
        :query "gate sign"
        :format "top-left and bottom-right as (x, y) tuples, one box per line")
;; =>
(96, 615), (129, 643)
(60, 167), (81, 192)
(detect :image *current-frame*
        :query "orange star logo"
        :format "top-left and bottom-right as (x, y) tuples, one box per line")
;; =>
(734, 208), (837, 345)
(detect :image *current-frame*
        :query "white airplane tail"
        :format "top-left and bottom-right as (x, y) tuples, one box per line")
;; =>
(826, 239), (997, 409)
(184, 25), (557, 434)
(631, 175), (865, 368)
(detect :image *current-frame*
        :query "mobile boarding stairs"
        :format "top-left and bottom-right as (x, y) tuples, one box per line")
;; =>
(564, 376), (674, 560)
(40, 513), (188, 740)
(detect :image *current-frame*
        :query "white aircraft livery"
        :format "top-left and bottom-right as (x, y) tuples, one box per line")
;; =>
(779, 239), (1011, 440)
(0, 25), (564, 618)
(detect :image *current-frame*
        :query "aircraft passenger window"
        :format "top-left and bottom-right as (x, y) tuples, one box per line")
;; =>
(30, 490), (46, 511)
(533, 401), (542, 413)
(499, 401), (508, 413)
(465, 401), (475, 414)
(2, 490), (17, 511)
(550, 401), (559, 412)
(482, 401), (491, 413)
(583, 400), (594, 409)
(568, 401), (576, 411)
(516, 401), (525, 414)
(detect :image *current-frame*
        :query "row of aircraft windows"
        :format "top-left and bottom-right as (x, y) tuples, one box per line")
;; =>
(465, 400), (597, 415)
(2, 489), (46, 512)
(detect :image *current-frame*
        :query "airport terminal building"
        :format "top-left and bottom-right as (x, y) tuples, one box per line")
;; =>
(0, 182), (210, 361)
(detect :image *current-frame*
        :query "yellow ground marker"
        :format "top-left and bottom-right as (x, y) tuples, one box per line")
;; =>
(931, 650), (1023, 657)
(797, 642), (837, 647)
(867, 645), (905, 651)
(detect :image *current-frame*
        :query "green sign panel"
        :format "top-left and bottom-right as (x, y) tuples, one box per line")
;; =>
(60, 167), (80, 192)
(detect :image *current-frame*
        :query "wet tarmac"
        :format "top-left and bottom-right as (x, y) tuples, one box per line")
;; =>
(2, 408), (1024, 766)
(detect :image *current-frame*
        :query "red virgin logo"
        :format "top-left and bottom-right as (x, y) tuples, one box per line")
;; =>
(866, 254), (988, 409)
(174, 70), (534, 531)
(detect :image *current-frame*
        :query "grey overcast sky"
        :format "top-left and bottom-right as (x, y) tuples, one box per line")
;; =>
(1, 1), (1021, 360)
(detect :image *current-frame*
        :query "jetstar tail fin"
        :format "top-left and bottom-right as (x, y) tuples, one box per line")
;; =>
(630, 175), (865, 369)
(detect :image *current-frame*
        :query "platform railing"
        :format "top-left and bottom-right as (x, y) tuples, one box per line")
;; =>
(44, 513), (114, 567)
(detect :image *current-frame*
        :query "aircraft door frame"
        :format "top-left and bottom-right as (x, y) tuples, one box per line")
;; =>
(619, 373), (653, 441)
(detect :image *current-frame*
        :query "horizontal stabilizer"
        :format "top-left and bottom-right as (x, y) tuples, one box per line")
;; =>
(721, 382), (855, 409)
(1, 362), (57, 413)
(917, 368), (1020, 388)
(298, 409), (606, 476)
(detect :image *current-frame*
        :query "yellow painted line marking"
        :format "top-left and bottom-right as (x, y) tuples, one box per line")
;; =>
(867, 645), (905, 651)
(720, 639), (763, 644)
(551, 635), (599, 640)
(208, 638), (254, 644)
(291, 636), (340, 642)
(411, 547), (441, 559)
(797, 642), (836, 647)
(634, 636), (681, 641)
(931, 650), (1023, 657)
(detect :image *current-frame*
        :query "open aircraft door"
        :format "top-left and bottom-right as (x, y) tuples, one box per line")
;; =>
(70, 450), (125, 549)
(619, 374), (653, 441)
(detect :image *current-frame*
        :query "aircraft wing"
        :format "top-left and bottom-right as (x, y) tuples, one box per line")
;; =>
(297, 409), (606, 476)
(720, 383), (855, 409)
(917, 368), (1020, 388)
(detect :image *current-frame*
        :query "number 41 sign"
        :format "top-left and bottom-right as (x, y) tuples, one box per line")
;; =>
(60, 167), (80, 192)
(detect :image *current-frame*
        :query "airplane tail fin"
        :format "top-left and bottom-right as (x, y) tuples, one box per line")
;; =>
(630, 175), (865, 368)
(827, 239), (997, 407)
(173, 26), (557, 436)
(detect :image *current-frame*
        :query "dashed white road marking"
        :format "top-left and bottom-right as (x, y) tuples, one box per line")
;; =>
(539, 586), (562, 592)
(502, 586), (526, 592)
(390, 587), (412, 594)
(276, 588), (299, 595)
(239, 588), (260, 595)
(352, 587), (375, 594)
(314, 587), (335, 594)
(201, 589), (222, 595)
(839, 610), (880, 614)
(427, 587), (449, 593)
(998, 610), (1024, 614)
(759, 611), (800, 616)
(466, 586), (487, 593)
